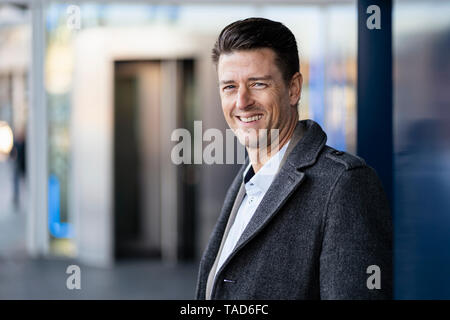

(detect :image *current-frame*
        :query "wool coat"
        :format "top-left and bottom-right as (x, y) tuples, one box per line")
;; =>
(195, 119), (393, 300)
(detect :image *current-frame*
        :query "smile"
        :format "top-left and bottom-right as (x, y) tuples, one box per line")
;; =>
(237, 114), (263, 123)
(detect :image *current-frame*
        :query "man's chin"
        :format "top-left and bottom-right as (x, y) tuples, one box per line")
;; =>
(236, 133), (269, 149)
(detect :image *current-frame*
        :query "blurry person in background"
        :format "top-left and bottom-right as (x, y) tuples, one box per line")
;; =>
(10, 128), (26, 210)
(196, 18), (392, 300)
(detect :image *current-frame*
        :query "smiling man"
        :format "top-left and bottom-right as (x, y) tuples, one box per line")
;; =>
(196, 17), (392, 300)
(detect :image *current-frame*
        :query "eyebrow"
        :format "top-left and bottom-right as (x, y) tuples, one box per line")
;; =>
(219, 75), (273, 85)
(248, 75), (272, 81)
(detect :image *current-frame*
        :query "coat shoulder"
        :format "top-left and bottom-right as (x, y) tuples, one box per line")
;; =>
(321, 146), (366, 171)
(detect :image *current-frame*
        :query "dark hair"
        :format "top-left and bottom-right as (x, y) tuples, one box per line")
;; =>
(212, 17), (300, 84)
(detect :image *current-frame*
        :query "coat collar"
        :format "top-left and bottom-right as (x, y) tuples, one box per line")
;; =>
(242, 139), (291, 197)
(286, 119), (328, 170)
(213, 119), (328, 279)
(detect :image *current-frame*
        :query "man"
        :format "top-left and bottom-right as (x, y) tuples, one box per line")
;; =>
(196, 17), (392, 300)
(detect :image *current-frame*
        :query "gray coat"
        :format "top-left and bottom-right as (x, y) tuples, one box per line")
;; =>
(195, 120), (393, 300)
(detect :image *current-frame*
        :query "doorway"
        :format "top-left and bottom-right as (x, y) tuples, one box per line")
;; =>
(113, 60), (196, 261)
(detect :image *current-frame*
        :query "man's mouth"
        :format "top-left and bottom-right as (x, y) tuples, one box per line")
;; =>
(237, 114), (263, 123)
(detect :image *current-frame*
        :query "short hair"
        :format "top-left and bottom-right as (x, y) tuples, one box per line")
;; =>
(212, 17), (300, 84)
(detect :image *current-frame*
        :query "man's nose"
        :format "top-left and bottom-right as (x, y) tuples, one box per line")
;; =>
(235, 86), (254, 110)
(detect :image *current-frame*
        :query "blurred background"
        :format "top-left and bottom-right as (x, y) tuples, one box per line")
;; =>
(0, 0), (448, 299)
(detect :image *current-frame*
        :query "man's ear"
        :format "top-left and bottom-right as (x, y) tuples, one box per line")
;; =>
(289, 72), (303, 107)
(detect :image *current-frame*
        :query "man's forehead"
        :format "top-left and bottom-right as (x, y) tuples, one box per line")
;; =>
(218, 49), (279, 81)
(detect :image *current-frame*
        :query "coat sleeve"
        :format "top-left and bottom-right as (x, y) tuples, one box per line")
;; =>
(319, 165), (393, 300)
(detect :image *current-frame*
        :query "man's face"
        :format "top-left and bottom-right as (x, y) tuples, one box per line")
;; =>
(217, 48), (298, 149)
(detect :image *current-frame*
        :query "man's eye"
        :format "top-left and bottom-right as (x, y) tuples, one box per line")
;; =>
(223, 85), (236, 91)
(253, 82), (267, 88)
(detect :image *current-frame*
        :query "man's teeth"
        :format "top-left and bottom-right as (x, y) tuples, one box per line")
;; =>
(240, 115), (263, 123)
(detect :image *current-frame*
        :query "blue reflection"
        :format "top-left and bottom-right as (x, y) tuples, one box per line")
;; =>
(309, 59), (325, 128)
(394, 1), (450, 299)
(48, 174), (74, 238)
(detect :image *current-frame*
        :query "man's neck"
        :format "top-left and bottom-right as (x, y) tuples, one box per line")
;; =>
(247, 116), (298, 173)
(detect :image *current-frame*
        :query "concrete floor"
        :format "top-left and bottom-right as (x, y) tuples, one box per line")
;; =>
(0, 161), (199, 300)
(0, 255), (199, 299)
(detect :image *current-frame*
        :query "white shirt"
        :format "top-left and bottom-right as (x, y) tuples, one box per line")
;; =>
(214, 140), (291, 278)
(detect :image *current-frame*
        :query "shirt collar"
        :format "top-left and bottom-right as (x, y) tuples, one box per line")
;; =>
(243, 139), (291, 195)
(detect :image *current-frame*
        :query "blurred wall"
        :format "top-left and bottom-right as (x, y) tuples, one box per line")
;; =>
(393, 0), (450, 299)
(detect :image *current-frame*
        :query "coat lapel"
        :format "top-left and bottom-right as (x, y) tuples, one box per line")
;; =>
(215, 120), (327, 276)
(199, 162), (248, 278)
(233, 162), (306, 252)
